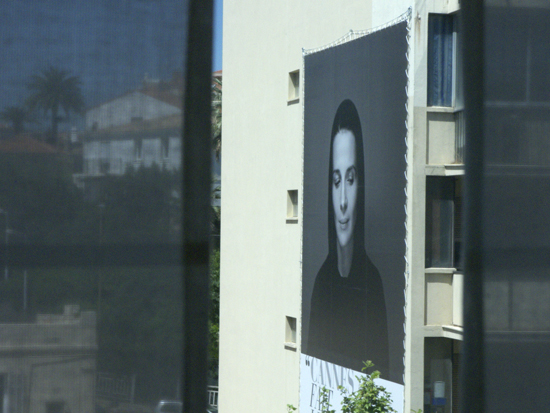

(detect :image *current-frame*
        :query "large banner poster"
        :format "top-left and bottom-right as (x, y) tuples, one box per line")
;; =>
(301, 20), (409, 413)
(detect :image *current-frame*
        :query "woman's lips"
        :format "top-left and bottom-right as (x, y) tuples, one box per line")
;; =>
(339, 218), (349, 227)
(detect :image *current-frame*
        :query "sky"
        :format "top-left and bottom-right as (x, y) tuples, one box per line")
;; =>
(0, 0), (222, 114)
(213, 0), (223, 71)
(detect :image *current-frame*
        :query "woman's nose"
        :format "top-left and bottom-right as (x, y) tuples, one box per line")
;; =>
(340, 184), (347, 212)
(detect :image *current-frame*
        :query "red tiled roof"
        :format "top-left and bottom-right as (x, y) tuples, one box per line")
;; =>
(140, 88), (183, 109)
(0, 135), (57, 154)
(86, 71), (220, 112)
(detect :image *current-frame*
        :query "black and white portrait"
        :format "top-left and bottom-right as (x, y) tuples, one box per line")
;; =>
(301, 21), (409, 387)
(306, 99), (389, 375)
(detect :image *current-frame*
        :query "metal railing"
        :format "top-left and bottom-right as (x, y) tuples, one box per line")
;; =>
(455, 110), (465, 164)
(207, 386), (218, 407)
(82, 158), (175, 176)
(96, 372), (136, 403)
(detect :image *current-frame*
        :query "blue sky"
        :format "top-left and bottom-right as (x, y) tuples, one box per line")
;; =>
(213, 0), (223, 71)
(0, 0), (222, 113)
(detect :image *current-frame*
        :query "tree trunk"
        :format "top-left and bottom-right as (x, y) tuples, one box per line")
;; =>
(51, 106), (59, 147)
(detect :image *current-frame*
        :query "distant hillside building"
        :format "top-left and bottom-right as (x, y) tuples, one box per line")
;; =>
(79, 74), (184, 181)
(0, 305), (97, 413)
(85, 73), (183, 132)
(76, 72), (221, 197)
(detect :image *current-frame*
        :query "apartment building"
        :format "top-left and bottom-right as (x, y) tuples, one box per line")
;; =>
(220, 1), (463, 412)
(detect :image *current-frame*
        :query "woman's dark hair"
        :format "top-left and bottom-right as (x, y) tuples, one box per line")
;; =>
(327, 99), (365, 256)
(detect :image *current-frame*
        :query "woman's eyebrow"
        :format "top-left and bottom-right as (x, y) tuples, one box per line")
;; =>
(346, 165), (357, 174)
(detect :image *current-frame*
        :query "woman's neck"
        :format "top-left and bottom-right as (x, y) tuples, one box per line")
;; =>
(336, 239), (354, 278)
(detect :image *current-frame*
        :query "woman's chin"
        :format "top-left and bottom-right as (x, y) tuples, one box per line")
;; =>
(337, 236), (353, 250)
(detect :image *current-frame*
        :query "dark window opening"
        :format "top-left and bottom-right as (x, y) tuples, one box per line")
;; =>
(46, 401), (65, 413)
(426, 176), (462, 269)
(428, 13), (461, 108)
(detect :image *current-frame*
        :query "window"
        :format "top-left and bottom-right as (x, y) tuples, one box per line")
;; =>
(46, 402), (65, 413)
(428, 14), (462, 108)
(287, 190), (298, 220)
(288, 70), (300, 102)
(425, 177), (462, 269)
(285, 316), (297, 344)
(485, 8), (550, 104)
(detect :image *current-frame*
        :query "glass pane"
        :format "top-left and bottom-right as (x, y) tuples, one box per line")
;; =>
(426, 177), (454, 268)
(0, 1), (188, 411)
(428, 14), (455, 107)
(483, 3), (550, 411)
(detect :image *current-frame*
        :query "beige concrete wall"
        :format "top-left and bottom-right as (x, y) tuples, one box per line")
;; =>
(427, 111), (457, 165)
(220, 2), (376, 412)
(425, 269), (454, 326)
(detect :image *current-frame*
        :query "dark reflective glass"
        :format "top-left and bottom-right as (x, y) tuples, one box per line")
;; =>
(0, 1), (189, 411)
(483, 3), (550, 411)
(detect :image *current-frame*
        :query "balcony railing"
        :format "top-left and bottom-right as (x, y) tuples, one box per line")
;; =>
(455, 110), (465, 164)
(207, 385), (218, 407)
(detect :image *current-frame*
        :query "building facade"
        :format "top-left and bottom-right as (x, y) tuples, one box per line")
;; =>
(75, 72), (222, 190)
(220, 0), (463, 412)
(79, 75), (184, 180)
(0, 305), (97, 413)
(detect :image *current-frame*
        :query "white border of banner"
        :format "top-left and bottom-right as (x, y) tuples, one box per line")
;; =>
(300, 355), (404, 413)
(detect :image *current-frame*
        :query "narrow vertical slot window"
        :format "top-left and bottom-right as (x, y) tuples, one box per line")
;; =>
(287, 190), (298, 221)
(288, 70), (300, 102)
(285, 316), (297, 345)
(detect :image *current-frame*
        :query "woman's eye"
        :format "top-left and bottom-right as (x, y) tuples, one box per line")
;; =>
(346, 171), (355, 185)
(333, 173), (341, 187)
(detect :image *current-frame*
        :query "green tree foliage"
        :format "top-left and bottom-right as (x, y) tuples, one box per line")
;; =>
(208, 249), (220, 380)
(320, 387), (336, 413)
(20, 265), (184, 402)
(26, 66), (84, 145)
(0, 106), (31, 134)
(341, 361), (397, 413)
(211, 77), (222, 160)
(98, 265), (182, 401)
(339, 361), (397, 413)
(98, 165), (181, 243)
(79, 166), (183, 400)
(211, 180), (221, 244)
(0, 158), (184, 402)
(316, 361), (397, 413)
(0, 153), (82, 245)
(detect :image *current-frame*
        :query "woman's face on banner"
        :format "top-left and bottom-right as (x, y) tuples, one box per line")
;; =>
(332, 129), (358, 249)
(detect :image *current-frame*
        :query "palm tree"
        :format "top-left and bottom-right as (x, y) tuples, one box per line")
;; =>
(0, 106), (30, 134)
(26, 66), (84, 146)
(211, 77), (222, 160)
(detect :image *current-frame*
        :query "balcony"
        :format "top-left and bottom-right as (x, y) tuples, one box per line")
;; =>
(424, 268), (463, 339)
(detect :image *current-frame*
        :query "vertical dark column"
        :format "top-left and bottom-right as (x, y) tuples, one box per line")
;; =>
(182, 0), (214, 412)
(459, 0), (484, 412)
(481, 4), (550, 411)
(0, 375), (4, 413)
